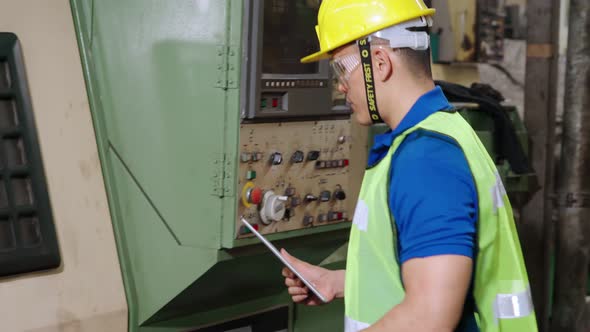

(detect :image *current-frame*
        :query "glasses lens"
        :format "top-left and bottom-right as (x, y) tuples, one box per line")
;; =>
(330, 54), (360, 88)
(330, 60), (347, 86)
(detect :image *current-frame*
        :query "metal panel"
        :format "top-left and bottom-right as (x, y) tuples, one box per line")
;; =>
(221, 0), (244, 248)
(77, 0), (93, 44)
(89, 0), (230, 248)
(70, 0), (238, 327)
(109, 154), (218, 324)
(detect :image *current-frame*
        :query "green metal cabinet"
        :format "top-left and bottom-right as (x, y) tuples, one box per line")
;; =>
(70, 0), (348, 330)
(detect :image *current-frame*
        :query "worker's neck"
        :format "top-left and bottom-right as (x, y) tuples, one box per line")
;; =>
(380, 77), (435, 130)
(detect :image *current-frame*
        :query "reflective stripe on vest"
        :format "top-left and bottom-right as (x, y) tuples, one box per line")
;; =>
(344, 111), (538, 332)
(494, 287), (535, 321)
(344, 316), (370, 332)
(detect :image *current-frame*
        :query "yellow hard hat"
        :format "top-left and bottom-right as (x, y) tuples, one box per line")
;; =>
(301, 0), (435, 63)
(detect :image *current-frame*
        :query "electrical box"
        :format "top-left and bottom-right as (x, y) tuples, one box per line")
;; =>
(71, 0), (358, 330)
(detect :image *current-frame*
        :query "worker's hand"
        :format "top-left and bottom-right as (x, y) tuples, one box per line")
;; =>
(280, 248), (344, 306)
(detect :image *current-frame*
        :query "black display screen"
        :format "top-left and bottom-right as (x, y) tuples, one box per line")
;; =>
(262, 0), (321, 75)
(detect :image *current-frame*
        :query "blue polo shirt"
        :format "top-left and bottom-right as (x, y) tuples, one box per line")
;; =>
(368, 86), (479, 332)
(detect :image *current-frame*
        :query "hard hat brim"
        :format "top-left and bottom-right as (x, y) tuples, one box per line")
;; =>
(301, 50), (332, 64)
(300, 8), (436, 64)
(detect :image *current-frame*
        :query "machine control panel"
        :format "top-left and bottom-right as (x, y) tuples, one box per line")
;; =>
(237, 120), (353, 238)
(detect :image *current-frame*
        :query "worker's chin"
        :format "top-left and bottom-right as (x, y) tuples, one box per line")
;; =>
(353, 111), (373, 126)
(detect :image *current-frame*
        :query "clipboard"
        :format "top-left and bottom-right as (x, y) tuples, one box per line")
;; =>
(240, 217), (328, 303)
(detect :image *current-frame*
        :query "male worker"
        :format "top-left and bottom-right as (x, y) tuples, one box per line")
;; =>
(280, 1), (538, 331)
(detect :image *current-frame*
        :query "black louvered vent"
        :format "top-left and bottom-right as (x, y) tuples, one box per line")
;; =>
(0, 33), (60, 276)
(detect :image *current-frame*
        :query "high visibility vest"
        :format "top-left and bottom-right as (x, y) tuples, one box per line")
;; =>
(344, 111), (537, 332)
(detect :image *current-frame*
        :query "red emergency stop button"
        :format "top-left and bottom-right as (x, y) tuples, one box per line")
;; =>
(248, 187), (263, 205)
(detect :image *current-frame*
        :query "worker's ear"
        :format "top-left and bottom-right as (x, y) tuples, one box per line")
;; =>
(372, 47), (394, 82)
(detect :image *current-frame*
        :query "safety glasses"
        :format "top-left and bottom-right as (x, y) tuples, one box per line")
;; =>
(330, 41), (390, 89)
(330, 52), (361, 89)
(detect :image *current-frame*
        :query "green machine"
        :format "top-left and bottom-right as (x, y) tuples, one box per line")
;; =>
(69, 0), (534, 331)
(70, 0), (355, 331)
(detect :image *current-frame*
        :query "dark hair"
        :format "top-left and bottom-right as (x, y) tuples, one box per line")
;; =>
(394, 48), (432, 78)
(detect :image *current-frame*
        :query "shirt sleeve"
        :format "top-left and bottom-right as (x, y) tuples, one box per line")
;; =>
(389, 130), (478, 264)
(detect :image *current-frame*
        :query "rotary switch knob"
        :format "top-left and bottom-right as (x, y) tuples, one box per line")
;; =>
(307, 150), (320, 161)
(304, 194), (318, 203)
(291, 150), (305, 163)
(269, 152), (283, 165)
(259, 191), (288, 225)
(333, 190), (346, 201)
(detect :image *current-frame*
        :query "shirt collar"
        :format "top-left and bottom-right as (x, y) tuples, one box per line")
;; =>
(369, 85), (453, 159)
